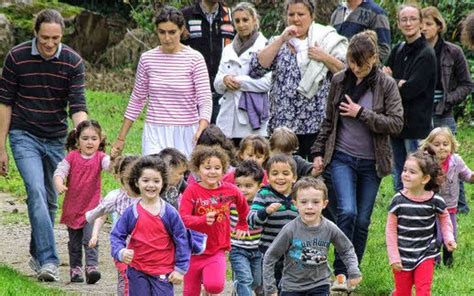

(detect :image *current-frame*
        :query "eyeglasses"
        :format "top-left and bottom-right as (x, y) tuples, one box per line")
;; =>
(399, 17), (420, 24)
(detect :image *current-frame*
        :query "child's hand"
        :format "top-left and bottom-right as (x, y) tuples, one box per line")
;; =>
(168, 271), (184, 284)
(206, 212), (217, 225)
(266, 203), (282, 215)
(391, 262), (402, 272)
(88, 235), (98, 248)
(446, 240), (457, 252)
(122, 249), (134, 264)
(54, 180), (67, 194)
(348, 276), (362, 288)
(234, 229), (250, 240)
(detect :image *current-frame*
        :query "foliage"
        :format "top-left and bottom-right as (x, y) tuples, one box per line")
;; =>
(0, 0), (82, 44)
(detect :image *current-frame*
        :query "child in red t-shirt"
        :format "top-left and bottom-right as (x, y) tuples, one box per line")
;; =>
(180, 145), (250, 296)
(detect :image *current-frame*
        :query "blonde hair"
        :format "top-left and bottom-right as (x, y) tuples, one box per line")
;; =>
(421, 6), (447, 34)
(420, 127), (459, 154)
(269, 127), (299, 154)
(397, 3), (422, 21)
(232, 2), (260, 30)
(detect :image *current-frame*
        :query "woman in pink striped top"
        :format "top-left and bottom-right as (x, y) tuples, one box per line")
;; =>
(111, 6), (212, 159)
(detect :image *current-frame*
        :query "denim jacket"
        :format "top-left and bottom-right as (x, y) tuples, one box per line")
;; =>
(311, 68), (403, 177)
(434, 41), (472, 116)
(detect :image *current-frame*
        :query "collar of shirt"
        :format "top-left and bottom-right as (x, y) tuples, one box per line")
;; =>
(31, 37), (62, 60)
(199, 2), (219, 24)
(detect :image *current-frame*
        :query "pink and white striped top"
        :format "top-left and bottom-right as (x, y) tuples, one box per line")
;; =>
(124, 46), (212, 125)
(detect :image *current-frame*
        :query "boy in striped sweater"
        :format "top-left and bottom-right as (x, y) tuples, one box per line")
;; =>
(229, 160), (265, 296)
(248, 154), (299, 289)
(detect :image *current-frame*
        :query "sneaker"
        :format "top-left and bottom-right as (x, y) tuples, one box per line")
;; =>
(331, 274), (348, 292)
(28, 257), (41, 274)
(37, 263), (59, 282)
(85, 265), (101, 284)
(70, 266), (84, 283)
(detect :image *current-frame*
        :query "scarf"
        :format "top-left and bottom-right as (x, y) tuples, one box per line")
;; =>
(233, 29), (259, 57)
(339, 66), (377, 105)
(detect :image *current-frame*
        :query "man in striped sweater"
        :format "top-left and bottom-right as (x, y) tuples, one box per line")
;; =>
(0, 9), (87, 282)
(330, 0), (391, 62)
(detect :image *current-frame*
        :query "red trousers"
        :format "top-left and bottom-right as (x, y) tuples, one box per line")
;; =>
(393, 258), (435, 296)
(183, 250), (226, 296)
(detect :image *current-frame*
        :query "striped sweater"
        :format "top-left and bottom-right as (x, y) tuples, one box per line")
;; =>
(330, 0), (391, 62)
(248, 185), (299, 253)
(0, 40), (86, 139)
(386, 192), (453, 271)
(124, 46), (212, 126)
(230, 201), (262, 249)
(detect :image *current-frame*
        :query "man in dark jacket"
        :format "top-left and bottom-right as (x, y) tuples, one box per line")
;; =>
(182, 0), (235, 123)
(384, 4), (436, 191)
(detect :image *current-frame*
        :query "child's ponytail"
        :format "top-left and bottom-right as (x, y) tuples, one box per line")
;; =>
(65, 128), (78, 152)
(410, 146), (444, 192)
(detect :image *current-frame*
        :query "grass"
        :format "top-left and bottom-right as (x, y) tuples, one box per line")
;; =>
(0, 265), (65, 295)
(0, 90), (473, 295)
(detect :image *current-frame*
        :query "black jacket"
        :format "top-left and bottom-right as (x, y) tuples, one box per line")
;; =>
(386, 35), (436, 139)
(182, 2), (235, 91)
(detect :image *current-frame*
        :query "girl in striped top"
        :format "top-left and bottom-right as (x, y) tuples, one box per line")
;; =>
(386, 149), (456, 296)
(111, 6), (212, 159)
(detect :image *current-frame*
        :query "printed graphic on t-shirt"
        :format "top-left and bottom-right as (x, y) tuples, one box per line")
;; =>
(195, 194), (236, 223)
(289, 238), (330, 267)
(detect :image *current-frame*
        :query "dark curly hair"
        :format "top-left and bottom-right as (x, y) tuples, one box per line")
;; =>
(65, 120), (106, 152)
(407, 147), (443, 192)
(127, 156), (169, 196)
(197, 124), (237, 166)
(189, 145), (229, 174)
(111, 155), (140, 186)
(235, 159), (265, 184)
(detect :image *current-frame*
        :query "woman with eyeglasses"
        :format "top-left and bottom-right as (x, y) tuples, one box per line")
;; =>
(249, 0), (348, 160)
(312, 30), (403, 293)
(383, 3), (437, 192)
(214, 2), (271, 146)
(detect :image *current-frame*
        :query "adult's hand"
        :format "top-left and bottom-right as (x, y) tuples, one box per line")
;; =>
(280, 25), (298, 42)
(223, 75), (241, 91)
(339, 95), (362, 118)
(111, 139), (125, 159)
(0, 148), (8, 176)
(312, 156), (324, 176)
(308, 42), (328, 63)
(193, 119), (209, 145)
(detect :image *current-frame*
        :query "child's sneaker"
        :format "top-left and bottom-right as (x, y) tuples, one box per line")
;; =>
(70, 266), (84, 283)
(331, 274), (348, 292)
(85, 265), (101, 284)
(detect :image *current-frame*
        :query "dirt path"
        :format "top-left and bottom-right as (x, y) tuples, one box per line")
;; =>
(0, 193), (234, 295)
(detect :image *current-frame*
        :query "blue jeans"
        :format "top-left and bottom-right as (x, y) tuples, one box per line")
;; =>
(9, 129), (65, 266)
(281, 284), (330, 296)
(432, 115), (469, 212)
(329, 151), (381, 275)
(391, 138), (419, 191)
(229, 246), (262, 296)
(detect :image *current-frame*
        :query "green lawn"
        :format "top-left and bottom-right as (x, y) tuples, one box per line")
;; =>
(0, 90), (473, 295)
(0, 265), (65, 295)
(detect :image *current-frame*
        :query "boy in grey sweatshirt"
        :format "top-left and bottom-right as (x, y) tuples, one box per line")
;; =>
(263, 177), (362, 295)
